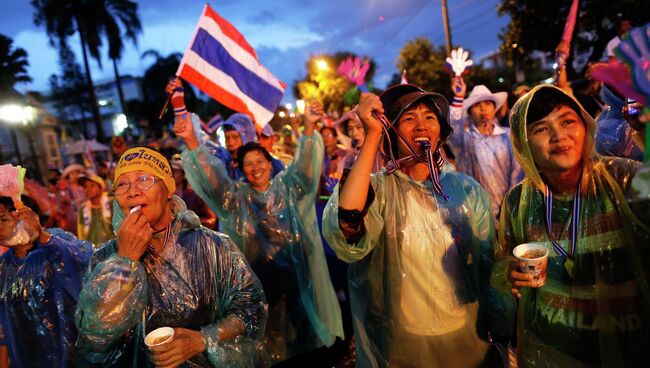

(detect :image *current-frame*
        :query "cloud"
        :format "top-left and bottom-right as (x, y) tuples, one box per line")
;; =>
(247, 10), (280, 26)
(4, 0), (510, 104)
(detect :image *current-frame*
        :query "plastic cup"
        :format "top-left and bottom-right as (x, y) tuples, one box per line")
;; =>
(144, 327), (174, 347)
(513, 243), (549, 287)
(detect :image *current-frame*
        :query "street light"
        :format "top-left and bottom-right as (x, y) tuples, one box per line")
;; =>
(0, 104), (34, 125)
(315, 59), (329, 71)
(0, 104), (39, 179)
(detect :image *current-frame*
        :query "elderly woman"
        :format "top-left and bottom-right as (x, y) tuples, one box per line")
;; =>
(0, 195), (92, 367)
(75, 147), (267, 367)
(174, 103), (343, 365)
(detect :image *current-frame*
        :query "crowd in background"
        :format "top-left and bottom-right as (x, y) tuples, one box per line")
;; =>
(0, 19), (648, 368)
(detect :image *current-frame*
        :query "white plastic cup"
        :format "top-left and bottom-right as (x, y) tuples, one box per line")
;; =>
(144, 327), (174, 347)
(513, 243), (549, 287)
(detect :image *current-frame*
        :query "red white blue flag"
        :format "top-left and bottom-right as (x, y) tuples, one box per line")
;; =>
(201, 113), (223, 135)
(177, 4), (285, 127)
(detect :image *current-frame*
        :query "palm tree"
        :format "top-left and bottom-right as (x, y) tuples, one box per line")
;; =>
(80, 0), (141, 114)
(31, 0), (141, 142)
(31, 0), (106, 141)
(0, 33), (32, 98)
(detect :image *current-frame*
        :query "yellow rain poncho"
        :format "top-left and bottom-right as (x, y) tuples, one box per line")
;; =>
(493, 84), (650, 367)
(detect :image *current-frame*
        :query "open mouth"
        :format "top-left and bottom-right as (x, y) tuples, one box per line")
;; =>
(129, 204), (146, 214)
(414, 137), (430, 143)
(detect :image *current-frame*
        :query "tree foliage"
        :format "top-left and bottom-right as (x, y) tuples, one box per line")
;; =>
(0, 33), (32, 98)
(294, 52), (377, 113)
(498, 0), (650, 77)
(396, 37), (502, 98)
(48, 43), (93, 137)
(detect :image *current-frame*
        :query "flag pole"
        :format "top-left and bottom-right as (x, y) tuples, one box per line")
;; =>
(158, 76), (179, 120)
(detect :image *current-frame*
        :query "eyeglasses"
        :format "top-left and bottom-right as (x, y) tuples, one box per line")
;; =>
(111, 175), (161, 195)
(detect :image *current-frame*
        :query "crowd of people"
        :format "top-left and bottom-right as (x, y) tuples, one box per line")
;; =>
(0, 21), (649, 368)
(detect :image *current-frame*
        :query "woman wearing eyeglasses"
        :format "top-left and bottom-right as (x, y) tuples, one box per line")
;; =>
(75, 147), (267, 367)
(174, 100), (343, 366)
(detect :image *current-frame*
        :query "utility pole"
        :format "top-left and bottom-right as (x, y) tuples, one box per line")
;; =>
(441, 0), (452, 55)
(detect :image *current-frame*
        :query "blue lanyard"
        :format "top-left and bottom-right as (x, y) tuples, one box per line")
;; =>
(543, 179), (582, 277)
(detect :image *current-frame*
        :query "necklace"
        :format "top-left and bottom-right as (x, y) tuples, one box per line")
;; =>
(543, 177), (582, 278)
(148, 222), (172, 255)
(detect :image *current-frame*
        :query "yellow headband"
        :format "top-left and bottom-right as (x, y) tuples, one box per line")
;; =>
(114, 147), (176, 194)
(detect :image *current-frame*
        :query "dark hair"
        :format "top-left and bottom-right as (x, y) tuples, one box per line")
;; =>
(223, 124), (238, 132)
(388, 100), (445, 158)
(527, 87), (583, 124)
(319, 126), (337, 137)
(236, 142), (273, 169)
(0, 195), (44, 223)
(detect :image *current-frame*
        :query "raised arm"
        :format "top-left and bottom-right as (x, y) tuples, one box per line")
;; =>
(284, 101), (324, 193)
(339, 93), (383, 211)
(448, 76), (467, 149)
(174, 106), (238, 219)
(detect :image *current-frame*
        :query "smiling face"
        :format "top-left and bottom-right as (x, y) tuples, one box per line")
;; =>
(468, 100), (496, 126)
(527, 105), (586, 173)
(346, 119), (365, 148)
(242, 150), (272, 192)
(395, 103), (441, 158)
(114, 170), (172, 229)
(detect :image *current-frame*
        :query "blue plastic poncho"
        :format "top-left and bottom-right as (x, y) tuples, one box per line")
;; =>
(75, 197), (267, 367)
(193, 113), (284, 181)
(595, 85), (644, 161)
(492, 85), (650, 367)
(0, 228), (92, 367)
(182, 132), (344, 363)
(322, 165), (516, 368)
(449, 108), (524, 219)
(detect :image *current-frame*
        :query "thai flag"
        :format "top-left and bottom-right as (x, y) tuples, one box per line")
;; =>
(177, 4), (285, 127)
(201, 113), (223, 135)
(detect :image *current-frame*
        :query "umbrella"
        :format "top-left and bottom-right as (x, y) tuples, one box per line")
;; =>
(64, 139), (111, 155)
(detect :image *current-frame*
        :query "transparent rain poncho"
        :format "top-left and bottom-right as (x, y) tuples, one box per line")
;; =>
(595, 85), (644, 161)
(75, 197), (267, 367)
(492, 85), (650, 367)
(0, 228), (93, 367)
(191, 113), (284, 181)
(449, 108), (524, 219)
(181, 132), (344, 363)
(322, 165), (516, 368)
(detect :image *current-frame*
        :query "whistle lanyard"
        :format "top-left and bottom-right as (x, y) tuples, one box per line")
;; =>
(424, 146), (449, 200)
(543, 179), (581, 277)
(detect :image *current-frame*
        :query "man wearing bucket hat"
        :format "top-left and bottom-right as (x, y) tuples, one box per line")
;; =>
(75, 147), (267, 367)
(76, 174), (112, 247)
(449, 78), (524, 221)
(59, 164), (88, 234)
(322, 84), (515, 367)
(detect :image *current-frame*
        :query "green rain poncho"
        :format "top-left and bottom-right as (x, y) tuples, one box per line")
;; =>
(322, 164), (516, 367)
(75, 197), (267, 367)
(182, 132), (343, 363)
(493, 84), (650, 367)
